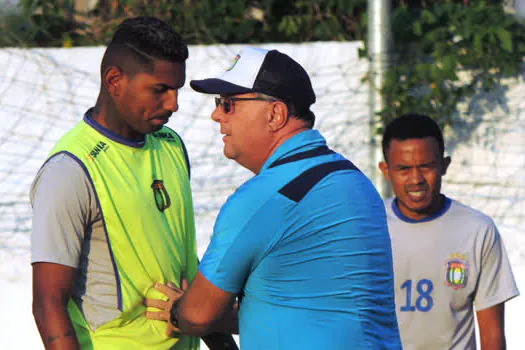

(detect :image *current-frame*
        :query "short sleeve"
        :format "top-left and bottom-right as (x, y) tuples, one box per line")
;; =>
(199, 193), (282, 294)
(199, 206), (256, 293)
(474, 221), (520, 311)
(30, 153), (97, 267)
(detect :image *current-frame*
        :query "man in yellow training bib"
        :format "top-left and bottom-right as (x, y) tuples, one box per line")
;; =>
(30, 16), (230, 349)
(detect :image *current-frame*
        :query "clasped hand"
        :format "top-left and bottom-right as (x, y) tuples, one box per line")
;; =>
(144, 279), (188, 336)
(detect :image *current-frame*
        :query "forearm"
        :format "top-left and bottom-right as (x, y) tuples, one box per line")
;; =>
(33, 302), (80, 350)
(177, 298), (239, 336)
(480, 334), (505, 350)
(477, 303), (506, 350)
(209, 305), (239, 334)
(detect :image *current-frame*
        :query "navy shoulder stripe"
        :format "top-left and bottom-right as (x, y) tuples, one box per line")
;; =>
(269, 146), (334, 168)
(278, 160), (358, 202)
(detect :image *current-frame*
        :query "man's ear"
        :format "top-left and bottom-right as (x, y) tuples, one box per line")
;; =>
(268, 102), (289, 132)
(379, 161), (391, 181)
(103, 66), (125, 97)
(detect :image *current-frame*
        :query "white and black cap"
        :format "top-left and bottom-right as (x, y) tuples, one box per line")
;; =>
(190, 47), (316, 111)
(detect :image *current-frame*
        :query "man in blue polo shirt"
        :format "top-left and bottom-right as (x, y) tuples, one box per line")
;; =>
(146, 47), (402, 349)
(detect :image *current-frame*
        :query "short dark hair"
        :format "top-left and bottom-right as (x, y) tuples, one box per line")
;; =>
(101, 16), (188, 75)
(288, 103), (315, 129)
(382, 114), (445, 162)
(256, 93), (315, 129)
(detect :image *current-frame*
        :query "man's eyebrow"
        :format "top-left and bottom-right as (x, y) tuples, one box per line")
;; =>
(394, 161), (436, 168)
(153, 83), (179, 90)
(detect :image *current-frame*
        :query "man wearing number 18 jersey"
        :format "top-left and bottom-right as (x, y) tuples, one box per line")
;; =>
(379, 114), (519, 350)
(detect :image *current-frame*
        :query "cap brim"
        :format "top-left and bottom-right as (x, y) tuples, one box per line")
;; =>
(190, 78), (253, 95)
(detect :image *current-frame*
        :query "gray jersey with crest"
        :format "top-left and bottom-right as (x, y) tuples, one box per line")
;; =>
(385, 196), (519, 350)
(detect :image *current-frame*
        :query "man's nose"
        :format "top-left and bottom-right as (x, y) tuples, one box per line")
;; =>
(211, 106), (224, 123)
(164, 90), (179, 112)
(408, 167), (425, 183)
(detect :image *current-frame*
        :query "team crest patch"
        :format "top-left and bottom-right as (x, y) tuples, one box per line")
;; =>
(151, 180), (171, 212)
(226, 54), (240, 71)
(444, 254), (469, 289)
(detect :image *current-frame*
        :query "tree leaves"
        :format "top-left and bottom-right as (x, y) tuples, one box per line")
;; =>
(362, 2), (525, 132)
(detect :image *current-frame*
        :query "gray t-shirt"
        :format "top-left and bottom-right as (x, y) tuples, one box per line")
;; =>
(30, 153), (120, 328)
(385, 197), (519, 350)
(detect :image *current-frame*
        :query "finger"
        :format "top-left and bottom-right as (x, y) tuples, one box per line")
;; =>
(167, 323), (181, 336)
(166, 280), (177, 289)
(145, 310), (169, 321)
(155, 282), (182, 296)
(144, 298), (168, 310)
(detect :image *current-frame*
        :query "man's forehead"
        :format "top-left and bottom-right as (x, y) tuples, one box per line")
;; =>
(147, 60), (186, 86)
(388, 138), (441, 158)
(390, 137), (439, 148)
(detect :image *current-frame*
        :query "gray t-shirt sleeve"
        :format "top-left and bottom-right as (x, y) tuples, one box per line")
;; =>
(30, 153), (97, 267)
(474, 220), (520, 311)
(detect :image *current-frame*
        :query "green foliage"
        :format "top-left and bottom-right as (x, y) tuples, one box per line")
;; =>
(0, 0), (367, 47)
(0, 10), (36, 47)
(15, 0), (82, 47)
(4, 0), (523, 138)
(361, 2), (525, 130)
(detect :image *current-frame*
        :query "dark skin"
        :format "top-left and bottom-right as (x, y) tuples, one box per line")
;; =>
(477, 304), (506, 350)
(32, 57), (185, 349)
(92, 59), (184, 139)
(379, 136), (507, 350)
(32, 263), (79, 350)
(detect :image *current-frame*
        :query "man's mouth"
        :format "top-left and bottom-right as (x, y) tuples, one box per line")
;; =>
(153, 112), (172, 121)
(406, 188), (428, 201)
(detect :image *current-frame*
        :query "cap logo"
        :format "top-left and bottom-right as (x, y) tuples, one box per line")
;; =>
(226, 54), (241, 71)
(444, 253), (469, 289)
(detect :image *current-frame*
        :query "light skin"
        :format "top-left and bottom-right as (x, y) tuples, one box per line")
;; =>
(32, 58), (185, 350)
(146, 273), (240, 336)
(145, 93), (310, 335)
(379, 136), (506, 350)
(211, 93), (308, 174)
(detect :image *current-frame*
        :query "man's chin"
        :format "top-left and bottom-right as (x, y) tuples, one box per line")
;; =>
(147, 124), (165, 133)
(223, 151), (235, 160)
(398, 199), (434, 219)
(409, 203), (438, 217)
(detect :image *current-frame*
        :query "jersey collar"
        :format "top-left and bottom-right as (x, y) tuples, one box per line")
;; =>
(392, 195), (452, 223)
(83, 108), (146, 148)
(260, 129), (326, 172)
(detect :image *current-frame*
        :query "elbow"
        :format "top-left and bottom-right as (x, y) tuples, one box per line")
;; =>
(178, 309), (216, 336)
(32, 294), (69, 331)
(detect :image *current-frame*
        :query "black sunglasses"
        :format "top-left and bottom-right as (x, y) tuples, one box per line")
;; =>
(214, 96), (279, 114)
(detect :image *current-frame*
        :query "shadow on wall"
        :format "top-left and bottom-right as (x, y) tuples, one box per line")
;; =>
(446, 79), (512, 154)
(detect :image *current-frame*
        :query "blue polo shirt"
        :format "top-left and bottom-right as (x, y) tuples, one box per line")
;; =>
(200, 130), (401, 349)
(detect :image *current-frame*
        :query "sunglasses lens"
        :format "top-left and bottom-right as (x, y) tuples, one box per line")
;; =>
(224, 100), (231, 113)
(215, 97), (232, 113)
